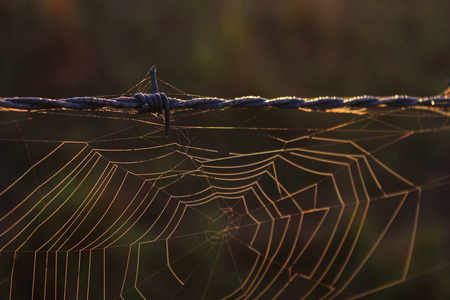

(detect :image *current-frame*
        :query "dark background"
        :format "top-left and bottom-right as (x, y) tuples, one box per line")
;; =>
(0, 1), (449, 299)
(1, 0), (449, 99)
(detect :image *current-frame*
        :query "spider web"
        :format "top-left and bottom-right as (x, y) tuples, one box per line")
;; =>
(0, 98), (449, 299)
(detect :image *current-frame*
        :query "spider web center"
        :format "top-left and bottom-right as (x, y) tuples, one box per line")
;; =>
(204, 207), (241, 245)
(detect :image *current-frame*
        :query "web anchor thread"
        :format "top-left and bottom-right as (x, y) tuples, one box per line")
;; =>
(0, 66), (449, 137)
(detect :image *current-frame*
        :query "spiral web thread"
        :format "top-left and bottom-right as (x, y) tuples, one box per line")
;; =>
(0, 70), (449, 299)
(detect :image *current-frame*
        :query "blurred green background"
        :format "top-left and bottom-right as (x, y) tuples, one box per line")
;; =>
(0, 0), (449, 99)
(0, 1), (449, 299)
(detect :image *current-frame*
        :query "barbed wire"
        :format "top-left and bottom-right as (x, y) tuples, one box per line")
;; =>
(1, 66), (449, 136)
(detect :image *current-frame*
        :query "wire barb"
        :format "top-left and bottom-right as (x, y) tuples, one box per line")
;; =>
(1, 66), (449, 137)
(134, 65), (170, 136)
(150, 65), (159, 93)
(135, 92), (170, 136)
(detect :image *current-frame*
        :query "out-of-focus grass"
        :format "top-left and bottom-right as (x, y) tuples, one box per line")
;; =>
(0, 0), (448, 99)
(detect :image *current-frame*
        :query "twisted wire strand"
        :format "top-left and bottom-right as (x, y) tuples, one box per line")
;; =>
(1, 66), (449, 136)
(2, 94), (449, 110)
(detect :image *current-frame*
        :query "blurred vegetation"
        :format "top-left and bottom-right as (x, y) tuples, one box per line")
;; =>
(0, 0), (449, 99)
(0, 1), (449, 298)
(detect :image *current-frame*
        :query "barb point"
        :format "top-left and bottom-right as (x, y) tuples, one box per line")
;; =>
(150, 65), (159, 94)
